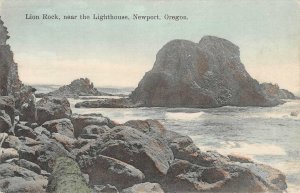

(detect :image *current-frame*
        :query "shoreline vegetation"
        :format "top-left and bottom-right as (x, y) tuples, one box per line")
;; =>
(0, 16), (294, 192)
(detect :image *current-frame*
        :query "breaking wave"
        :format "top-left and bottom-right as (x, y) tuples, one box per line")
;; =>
(165, 112), (206, 121)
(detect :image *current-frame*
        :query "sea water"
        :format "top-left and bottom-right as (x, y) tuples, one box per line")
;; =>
(35, 85), (300, 192)
(68, 96), (300, 192)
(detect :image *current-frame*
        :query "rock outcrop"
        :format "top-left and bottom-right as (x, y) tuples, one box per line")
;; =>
(0, 17), (22, 97)
(75, 36), (295, 109)
(129, 36), (291, 107)
(260, 83), (295, 100)
(47, 78), (110, 97)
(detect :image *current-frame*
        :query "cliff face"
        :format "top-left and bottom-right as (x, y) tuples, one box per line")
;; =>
(130, 36), (288, 107)
(0, 17), (22, 96)
(48, 78), (110, 97)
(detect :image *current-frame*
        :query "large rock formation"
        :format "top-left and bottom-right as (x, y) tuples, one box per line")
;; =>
(0, 17), (22, 97)
(129, 36), (292, 107)
(47, 78), (110, 97)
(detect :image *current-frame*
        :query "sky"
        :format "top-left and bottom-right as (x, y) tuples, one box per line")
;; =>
(0, 0), (299, 95)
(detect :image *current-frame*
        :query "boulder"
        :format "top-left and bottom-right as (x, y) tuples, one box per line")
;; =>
(129, 36), (289, 107)
(42, 118), (75, 138)
(34, 139), (74, 172)
(164, 159), (268, 193)
(78, 154), (145, 189)
(34, 126), (51, 139)
(228, 154), (253, 163)
(0, 162), (47, 193)
(14, 124), (37, 139)
(2, 135), (21, 149)
(0, 110), (12, 133)
(17, 159), (41, 174)
(0, 148), (19, 163)
(236, 163), (287, 192)
(71, 114), (115, 138)
(0, 96), (14, 125)
(46, 157), (91, 193)
(52, 133), (76, 151)
(36, 96), (72, 125)
(17, 138), (73, 172)
(92, 184), (119, 193)
(165, 130), (224, 166)
(81, 125), (110, 135)
(85, 126), (174, 180)
(123, 119), (166, 137)
(121, 182), (164, 193)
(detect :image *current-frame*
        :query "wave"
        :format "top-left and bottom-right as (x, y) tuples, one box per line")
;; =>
(165, 112), (206, 121)
(198, 141), (286, 159)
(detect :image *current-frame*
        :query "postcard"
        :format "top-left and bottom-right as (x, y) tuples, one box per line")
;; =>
(0, 0), (299, 193)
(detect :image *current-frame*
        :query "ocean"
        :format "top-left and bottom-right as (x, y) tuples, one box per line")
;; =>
(36, 85), (300, 192)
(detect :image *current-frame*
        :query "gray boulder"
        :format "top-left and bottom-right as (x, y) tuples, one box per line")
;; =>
(0, 162), (47, 193)
(14, 124), (37, 139)
(78, 154), (145, 189)
(121, 182), (164, 193)
(42, 118), (75, 138)
(0, 96), (14, 125)
(17, 159), (41, 174)
(17, 138), (73, 172)
(36, 96), (72, 125)
(71, 114), (115, 138)
(0, 110), (11, 133)
(81, 125), (111, 135)
(164, 159), (268, 193)
(165, 130), (227, 167)
(78, 126), (174, 180)
(92, 184), (119, 193)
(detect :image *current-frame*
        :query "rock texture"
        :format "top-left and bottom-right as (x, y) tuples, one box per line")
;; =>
(48, 78), (110, 97)
(0, 18), (22, 97)
(260, 83), (295, 100)
(35, 96), (72, 125)
(78, 154), (145, 189)
(122, 182), (164, 193)
(75, 98), (135, 108)
(46, 157), (91, 193)
(129, 36), (292, 107)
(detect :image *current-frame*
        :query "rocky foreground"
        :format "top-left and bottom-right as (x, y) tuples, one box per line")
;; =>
(0, 96), (287, 193)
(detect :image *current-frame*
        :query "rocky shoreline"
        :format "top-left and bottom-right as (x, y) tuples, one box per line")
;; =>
(0, 96), (287, 193)
(0, 16), (291, 193)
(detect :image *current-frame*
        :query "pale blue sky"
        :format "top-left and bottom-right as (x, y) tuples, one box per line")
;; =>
(0, 0), (299, 94)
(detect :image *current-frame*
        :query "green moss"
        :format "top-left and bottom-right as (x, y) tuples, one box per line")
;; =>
(46, 157), (91, 193)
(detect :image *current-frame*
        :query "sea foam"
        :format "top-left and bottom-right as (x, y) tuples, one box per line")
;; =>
(165, 112), (206, 121)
